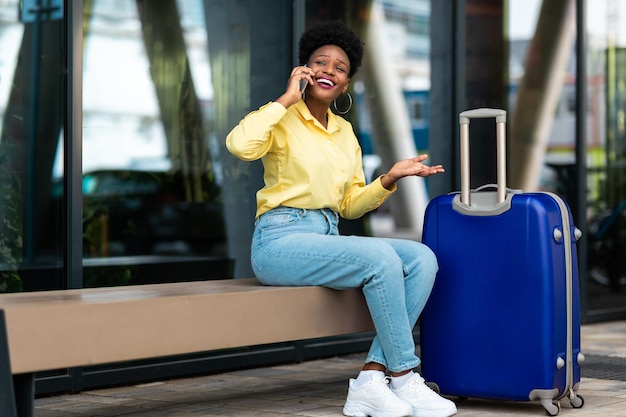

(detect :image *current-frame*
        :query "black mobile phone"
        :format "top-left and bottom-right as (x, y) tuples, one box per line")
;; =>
(300, 64), (308, 93)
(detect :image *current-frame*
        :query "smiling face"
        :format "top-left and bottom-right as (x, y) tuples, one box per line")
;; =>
(306, 44), (351, 103)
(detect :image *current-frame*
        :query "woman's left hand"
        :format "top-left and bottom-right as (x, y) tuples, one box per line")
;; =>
(380, 154), (444, 190)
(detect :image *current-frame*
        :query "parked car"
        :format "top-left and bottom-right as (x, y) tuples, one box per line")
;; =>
(82, 169), (226, 257)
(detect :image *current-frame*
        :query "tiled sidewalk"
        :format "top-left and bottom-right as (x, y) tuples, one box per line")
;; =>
(35, 320), (626, 416)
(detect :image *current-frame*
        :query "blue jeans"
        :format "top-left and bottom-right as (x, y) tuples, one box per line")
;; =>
(251, 207), (438, 372)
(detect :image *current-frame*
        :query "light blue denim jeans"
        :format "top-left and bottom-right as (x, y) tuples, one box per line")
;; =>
(251, 207), (438, 373)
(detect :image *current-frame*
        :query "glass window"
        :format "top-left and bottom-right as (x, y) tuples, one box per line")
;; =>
(507, 0), (578, 196)
(585, 0), (626, 316)
(81, 0), (228, 287)
(344, 0), (432, 234)
(0, 0), (65, 292)
(508, 0), (626, 318)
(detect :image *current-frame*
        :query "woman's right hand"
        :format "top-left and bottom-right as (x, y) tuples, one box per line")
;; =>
(276, 65), (315, 108)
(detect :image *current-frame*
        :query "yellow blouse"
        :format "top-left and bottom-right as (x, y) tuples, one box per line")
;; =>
(226, 100), (395, 219)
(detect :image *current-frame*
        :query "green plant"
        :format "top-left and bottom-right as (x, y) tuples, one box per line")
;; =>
(0, 145), (23, 293)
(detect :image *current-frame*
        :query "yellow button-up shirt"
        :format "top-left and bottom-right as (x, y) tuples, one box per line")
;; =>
(226, 100), (396, 219)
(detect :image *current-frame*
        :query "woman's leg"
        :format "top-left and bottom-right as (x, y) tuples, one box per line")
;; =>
(251, 208), (433, 372)
(364, 238), (438, 372)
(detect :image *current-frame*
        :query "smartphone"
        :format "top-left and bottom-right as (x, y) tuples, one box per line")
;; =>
(300, 64), (308, 93)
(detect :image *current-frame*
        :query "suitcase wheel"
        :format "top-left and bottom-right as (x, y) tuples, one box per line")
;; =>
(542, 399), (561, 416)
(570, 394), (584, 409)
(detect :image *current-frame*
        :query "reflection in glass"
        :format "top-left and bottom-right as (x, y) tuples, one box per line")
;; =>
(82, 0), (226, 287)
(0, 0), (65, 292)
(508, 0), (577, 194)
(349, 0), (432, 234)
(508, 0), (626, 317)
(585, 0), (626, 312)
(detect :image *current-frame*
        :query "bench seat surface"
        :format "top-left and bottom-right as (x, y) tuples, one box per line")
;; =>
(0, 279), (373, 374)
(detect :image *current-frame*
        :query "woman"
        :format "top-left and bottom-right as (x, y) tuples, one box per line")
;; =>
(226, 21), (457, 417)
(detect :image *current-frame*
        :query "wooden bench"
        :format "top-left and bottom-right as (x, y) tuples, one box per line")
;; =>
(0, 278), (374, 417)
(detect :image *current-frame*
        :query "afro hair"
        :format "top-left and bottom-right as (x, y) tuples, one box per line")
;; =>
(298, 21), (364, 78)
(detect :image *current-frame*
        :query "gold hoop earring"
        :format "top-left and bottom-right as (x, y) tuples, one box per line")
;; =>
(333, 92), (353, 115)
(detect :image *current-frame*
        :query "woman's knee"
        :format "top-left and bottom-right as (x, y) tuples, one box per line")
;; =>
(358, 239), (405, 277)
(389, 239), (438, 274)
(417, 243), (439, 275)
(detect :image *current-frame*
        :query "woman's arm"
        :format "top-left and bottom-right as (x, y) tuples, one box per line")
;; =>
(380, 154), (445, 190)
(225, 102), (286, 161)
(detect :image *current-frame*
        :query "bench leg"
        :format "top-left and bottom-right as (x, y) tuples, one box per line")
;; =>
(14, 373), (35, 417)
(0, 309), (17, 417)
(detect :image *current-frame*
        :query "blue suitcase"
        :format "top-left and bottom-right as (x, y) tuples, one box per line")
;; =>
(420, 109), (585, 416)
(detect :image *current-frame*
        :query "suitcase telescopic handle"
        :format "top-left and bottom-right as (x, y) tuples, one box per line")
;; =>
(458, 108), (507, 206)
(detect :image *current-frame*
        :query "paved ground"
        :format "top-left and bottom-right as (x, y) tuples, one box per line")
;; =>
(34, 320), (626, 416)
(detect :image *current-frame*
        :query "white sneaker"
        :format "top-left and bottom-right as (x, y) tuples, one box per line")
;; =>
(390, 373), (457, 417)
(343, 374), (413, 417)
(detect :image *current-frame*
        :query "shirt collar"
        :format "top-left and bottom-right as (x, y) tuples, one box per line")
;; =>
(294, 99), (341, 134)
